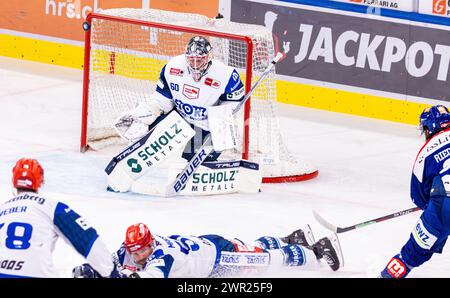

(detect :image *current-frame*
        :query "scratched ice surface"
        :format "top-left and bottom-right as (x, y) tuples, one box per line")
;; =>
(0, 57), (447, 278)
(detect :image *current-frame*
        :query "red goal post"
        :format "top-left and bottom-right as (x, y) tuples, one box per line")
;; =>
(80, 9), (318, 183)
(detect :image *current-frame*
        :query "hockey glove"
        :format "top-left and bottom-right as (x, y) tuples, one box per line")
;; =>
(113, 101), (163, 142)
(109, 264), (130, 278)
(72, 263), (101, 278)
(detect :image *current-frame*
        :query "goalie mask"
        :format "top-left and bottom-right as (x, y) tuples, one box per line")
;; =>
(419, 105), (450, 140)
(185, 36), (212, 82)
(12, 158), (44, 193)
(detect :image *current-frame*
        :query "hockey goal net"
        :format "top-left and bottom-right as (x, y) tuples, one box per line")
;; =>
(81, 8), (318, 183)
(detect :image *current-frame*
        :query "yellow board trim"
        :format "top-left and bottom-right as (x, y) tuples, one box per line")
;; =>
(0, 33), (429, 125)
(91, 49), (166, 81)
(276, 80), (428, 125)
(0, 33), (84, 69)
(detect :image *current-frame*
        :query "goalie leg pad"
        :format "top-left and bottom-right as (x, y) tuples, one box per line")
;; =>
(106, 111), (195, 192)
(107, 164), (136, 193)
(166, 159), (261, 196)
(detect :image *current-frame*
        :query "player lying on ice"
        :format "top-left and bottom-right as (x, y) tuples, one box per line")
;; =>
(105, 35), (265, 197)
(72, 223), (344, 278)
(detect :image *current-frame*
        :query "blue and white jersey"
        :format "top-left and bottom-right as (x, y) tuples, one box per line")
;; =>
(113, 234), (217, 278)
(0, 192), (113, 278)
(151, 55), (245, 131)
(411, 128), (450, 209)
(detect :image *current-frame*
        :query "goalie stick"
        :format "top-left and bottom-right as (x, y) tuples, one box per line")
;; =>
(313, 207), (421, 234)
(165, 52), (284, 197)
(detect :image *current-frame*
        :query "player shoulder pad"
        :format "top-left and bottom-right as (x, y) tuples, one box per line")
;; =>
(413, 130), (450, 183)
(165, 54), (188, 75)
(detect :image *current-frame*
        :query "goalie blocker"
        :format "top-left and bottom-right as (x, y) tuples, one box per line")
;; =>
(106, 110), (262, 196)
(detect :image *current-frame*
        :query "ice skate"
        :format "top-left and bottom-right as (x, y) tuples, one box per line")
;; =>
(312, 234), (344, 271)
(280, 224), (316, 248)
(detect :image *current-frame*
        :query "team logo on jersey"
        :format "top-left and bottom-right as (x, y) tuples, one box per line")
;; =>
(174, 99), (207, 120)
(169, 68), (184, 76)
(386, 257), (407, 278)
(204, 77), (221, 89)
(182, 84), (200, 99)
(413, 218), (438, 249)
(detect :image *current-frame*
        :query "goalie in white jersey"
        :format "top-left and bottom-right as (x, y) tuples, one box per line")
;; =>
(114, 35), (245, 162)
(0, 158), (121, 278)
(73, 223), (344, 278)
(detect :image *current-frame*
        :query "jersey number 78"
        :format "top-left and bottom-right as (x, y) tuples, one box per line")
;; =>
(0, 222), (33, 250)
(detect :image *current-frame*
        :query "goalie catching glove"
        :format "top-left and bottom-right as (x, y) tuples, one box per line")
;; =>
(114, 101), (163, 142)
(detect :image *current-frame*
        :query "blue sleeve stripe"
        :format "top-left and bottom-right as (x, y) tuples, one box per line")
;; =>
(115, 244), (127, 265)
(146, 249), (174, 278)
(224, 70), (242, 93)
(53, 202), (99, 258)
(0, 273), (34, 278)
(220, 70), (244, 102)
(156, 255), (174, 278)
(156, 65), (173, 99)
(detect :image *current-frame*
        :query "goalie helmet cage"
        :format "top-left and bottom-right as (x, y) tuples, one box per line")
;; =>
(80, 8), (318, 183)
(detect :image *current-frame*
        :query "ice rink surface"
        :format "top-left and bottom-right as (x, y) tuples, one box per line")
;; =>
(0, 56), (448, 278)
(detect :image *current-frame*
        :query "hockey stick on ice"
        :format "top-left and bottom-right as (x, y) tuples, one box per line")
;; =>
(313, 207), (421, 234)
(165, 52), (284, 196)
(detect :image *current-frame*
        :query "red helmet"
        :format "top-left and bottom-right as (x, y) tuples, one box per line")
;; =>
(12, 158), (44, 192)
(124, 223), (154, 252)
